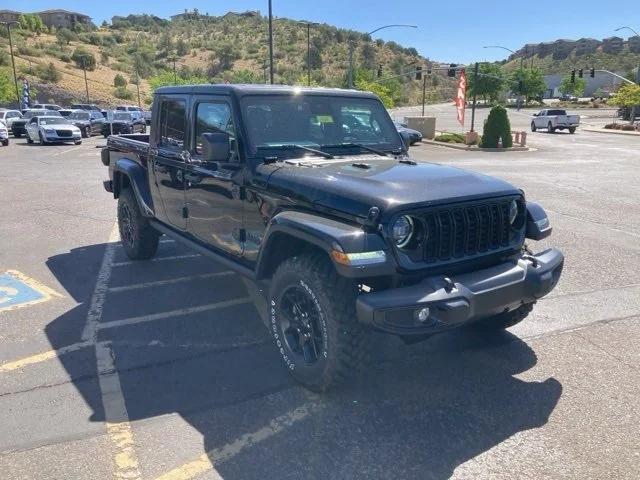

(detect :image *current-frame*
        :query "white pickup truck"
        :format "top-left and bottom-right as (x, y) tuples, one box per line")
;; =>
(531, 109), (580, 134)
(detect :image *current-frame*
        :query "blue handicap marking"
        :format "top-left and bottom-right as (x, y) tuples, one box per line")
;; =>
(0, 271), (61, 312)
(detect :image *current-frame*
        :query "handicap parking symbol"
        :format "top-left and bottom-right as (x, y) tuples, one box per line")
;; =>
(0, 270), (61, 313)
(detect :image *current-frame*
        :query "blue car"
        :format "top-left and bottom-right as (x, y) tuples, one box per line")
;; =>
(394, 122), (422, 145)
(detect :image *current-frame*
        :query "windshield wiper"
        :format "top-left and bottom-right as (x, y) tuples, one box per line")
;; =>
(258, 144), (334, 160)
(322, 143), (388, 157)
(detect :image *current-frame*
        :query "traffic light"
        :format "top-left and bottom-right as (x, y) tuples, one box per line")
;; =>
(377, 64), (383, 78)
(578, 68), (583, 78)
(590, 68), (595, 78)
(415, 66), (422, 80)
(571, 70), (576, 83)
(447, 64), (457, 77)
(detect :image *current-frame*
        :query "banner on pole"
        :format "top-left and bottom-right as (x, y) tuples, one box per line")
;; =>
(455, 69), (467, 126)
(22, 79), (30, 109)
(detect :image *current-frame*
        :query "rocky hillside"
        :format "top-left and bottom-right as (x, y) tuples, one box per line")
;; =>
(503, 36), (640, 76)
(0, 10), (452, 107)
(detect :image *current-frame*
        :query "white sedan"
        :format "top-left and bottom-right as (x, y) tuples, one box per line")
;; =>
(26, 116), (82, 145)
(0, 120), (9, 146)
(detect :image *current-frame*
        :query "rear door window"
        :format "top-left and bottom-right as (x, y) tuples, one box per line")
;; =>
(158, 99), (186, 150)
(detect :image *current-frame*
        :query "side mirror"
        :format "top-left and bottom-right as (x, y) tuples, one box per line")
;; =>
(399, 130), (411, 149)
(201, 132), (231, 162)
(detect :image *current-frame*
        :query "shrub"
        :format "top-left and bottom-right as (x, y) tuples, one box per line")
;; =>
(113, 86), (134, 100)
(604, 123), (617, 129)
(72, 48), (97, 71)
(621, 125), (636, 131)
(481, 105), (512, 148)
(434, 133), (465, 143)
(113, 73), (127, 87)
(35, 62), (61, 83)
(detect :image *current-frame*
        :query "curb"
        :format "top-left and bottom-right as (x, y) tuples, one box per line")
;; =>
(421, 140), (532, 152)
(582, 127), (640, 137)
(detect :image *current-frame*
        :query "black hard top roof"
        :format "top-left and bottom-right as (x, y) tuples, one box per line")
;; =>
(155, 84), (379, 100)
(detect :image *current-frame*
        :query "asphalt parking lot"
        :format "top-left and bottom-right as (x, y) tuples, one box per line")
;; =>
(1, 115), (639, 479)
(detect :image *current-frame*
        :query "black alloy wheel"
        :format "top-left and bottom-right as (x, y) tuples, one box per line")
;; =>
(279, 285), (324, 365)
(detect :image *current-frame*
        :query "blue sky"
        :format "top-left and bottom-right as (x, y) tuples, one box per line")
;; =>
(23, 1), (640, 63)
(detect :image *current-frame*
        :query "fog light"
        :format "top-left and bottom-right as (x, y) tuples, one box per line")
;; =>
(416, 307), (431, 323)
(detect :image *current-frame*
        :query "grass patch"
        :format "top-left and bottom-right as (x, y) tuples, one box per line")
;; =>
(434, 133), (465, 143)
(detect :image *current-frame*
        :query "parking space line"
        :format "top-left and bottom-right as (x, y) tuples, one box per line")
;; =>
(50, 146), (84, 157)
(154, 403), (316, 480)
(111, 254), (200, 267)
(98, 298), (252, 331)
(0, 341), (92, 373)
(107, 271), (234, 293)
(115, 238), (175, 248)
(96, 341), (143, 480)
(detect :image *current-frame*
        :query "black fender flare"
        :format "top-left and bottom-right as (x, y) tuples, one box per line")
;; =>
(112, 158), (154, 217)
(525, 201), (552, 240)
(255, 210), (393, 280)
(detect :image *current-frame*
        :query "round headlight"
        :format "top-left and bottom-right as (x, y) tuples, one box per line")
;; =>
(391, 215), (414, 248)
(509, 200), (519, 225)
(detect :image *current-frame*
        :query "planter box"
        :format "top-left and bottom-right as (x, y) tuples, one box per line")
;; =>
(405, 117), (436, 140)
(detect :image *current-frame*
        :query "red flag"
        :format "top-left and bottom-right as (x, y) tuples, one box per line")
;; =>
(455, 69), (467, 126)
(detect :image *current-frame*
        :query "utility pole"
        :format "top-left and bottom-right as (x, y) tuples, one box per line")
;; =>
(268, 0), (274, 84)
(135, 70), (141, 108)
(1, 21), (21, 109)
(421, 73), (427, 116)
(80, 56), (90, 103)
(470, 62), (479, 132)
(307, 23), (311, 86)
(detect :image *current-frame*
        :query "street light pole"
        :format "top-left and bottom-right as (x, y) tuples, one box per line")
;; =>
(268, 0), (274, 84)
(1, 21), (21, 109)
(347, 24), (417, 89)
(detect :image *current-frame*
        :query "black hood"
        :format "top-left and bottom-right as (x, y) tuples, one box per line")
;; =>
(262, 156), (521, 219)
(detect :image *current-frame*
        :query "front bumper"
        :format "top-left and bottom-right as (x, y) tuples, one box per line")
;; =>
(356, 248), (564, 335)
(44, 132), (82, 142)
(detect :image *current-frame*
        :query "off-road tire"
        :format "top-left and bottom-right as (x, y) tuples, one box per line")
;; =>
(269, 253), (369, 392)
(117, 188), (160, 260)
(530, 122), (536, 132)
(473, 303), (534, 331)
(547, 122), (555, 133)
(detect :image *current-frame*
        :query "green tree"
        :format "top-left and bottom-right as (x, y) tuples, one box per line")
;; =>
(113, 73), (127, 87)
(609, 84), (640, 123)
(481, 105), (513, 148)
(36, 62), (61, 83)
(56, 28), (78, 45)
(71, 48), (96, 71)
(510, 67), (546, 102)
(0, 68), (16, 104)
(466, 63), (506, 103)
(558, 75), (586, 96)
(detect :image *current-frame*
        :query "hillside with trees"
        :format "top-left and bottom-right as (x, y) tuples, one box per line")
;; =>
(0, 10), (454, 107)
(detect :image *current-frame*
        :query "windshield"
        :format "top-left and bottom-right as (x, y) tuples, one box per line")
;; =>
(547, 110), (567, 116)
(69, 112), (90, 120)
(240, 94), (403, 157)
(40, 118), (67, 126)
(114, 112), (132, 121)
(28, 110), (61, 118)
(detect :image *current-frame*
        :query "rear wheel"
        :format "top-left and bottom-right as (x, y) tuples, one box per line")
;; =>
(118, 188), (160, 260)
(547, 122), (555, 133)
(269, 253), (369, 392)
(473, 303), (534, 330)
(531, 122), (537, 132)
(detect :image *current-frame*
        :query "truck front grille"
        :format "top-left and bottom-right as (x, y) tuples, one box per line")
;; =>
(419, 198), (518, 264)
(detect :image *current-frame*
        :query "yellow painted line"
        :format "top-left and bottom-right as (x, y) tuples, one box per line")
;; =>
(0, 270), (63, 313)
(154, 404), (315, 480)
(106, 421), (142, 479)
(0, 341), (90, 373)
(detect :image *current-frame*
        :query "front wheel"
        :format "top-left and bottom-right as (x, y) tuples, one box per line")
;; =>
(531, 122), (537, 132)
(74, 139), (82, 145)
(269, 253), (369, 392)
(13, 133), (21, 138)
(117, 188), (160, 260)
(38, 132), (47, 144)
(569, 127), (576, 134)
(27, 135), (33, 144)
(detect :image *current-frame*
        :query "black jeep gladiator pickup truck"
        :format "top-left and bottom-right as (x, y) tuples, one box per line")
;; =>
(102, 84), (564, 391)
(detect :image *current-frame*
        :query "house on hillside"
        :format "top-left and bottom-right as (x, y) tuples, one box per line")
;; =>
(36, 9), (92, 29)
(0, 10), (21, 23)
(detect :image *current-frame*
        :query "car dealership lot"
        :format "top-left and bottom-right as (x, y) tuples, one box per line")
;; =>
(1, 128), (639, 479)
